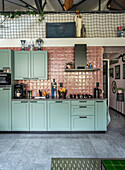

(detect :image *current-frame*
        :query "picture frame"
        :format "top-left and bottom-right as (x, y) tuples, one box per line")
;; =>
(122, 54), (125, 62)
(123, 64), (125, 79)
(115, 65), (120, 79)
(109, 68), (114, 78)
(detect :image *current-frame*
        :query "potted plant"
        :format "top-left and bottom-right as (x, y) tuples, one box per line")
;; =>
(36, 38), (44, 51)
(116, 88), (124, 102)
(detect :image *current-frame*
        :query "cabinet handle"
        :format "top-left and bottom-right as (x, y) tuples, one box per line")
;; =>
(3, 88), (10, 90)
(79, 106), (87, 108)
(23, 78), (30, 80)
(96, 101), (103, 102)
(55, 101), (63, 103)
(30, 101), (37, 103)
(32, 78), (39, 80)
(3, 67), (10, 70)
(79, 116), (87, 118)
(21, 101), (28, 103)
(79, 101), (87, 103)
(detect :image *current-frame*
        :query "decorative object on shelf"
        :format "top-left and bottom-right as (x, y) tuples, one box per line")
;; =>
(117, 26), (124, 37)
(122, 53), (125, 62)
(75, 10), (82, 38)
(110, 59), (118, 65)
(82, 24), (86, 38)
(112, 81), (117, 93)
(116, 88), (124, 102)
(109, 68), (114, 78)
(58, 83), (67, 99)
(20, 40), (26, 51)
(115, 65), (120, 79)
(36, 38), (44, 51)
(123, 64), (125, 79)
(66, 62), (73, 69)
(28, 40), (34, 51)
(51, 79), (57, 99)
(46, 94), (49, 99)
(89, 62), (93, 69)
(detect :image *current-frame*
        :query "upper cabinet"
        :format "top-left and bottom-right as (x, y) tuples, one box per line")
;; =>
(0, 50), (12, 69)
(14, 51), (48, 80)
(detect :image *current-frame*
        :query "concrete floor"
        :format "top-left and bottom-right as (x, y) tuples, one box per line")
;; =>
(0, 109), (125, 170)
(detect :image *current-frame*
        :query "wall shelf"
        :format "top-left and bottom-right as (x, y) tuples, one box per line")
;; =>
(65, 68), (100, 72)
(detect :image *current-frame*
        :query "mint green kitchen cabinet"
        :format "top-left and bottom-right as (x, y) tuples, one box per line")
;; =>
(95, 100), (107, 131)
(0, 88), (11, 131)
(12, 101), (29, 131)
(71, 116), (94, 131)
(14, 51), (30, 80)
(14, 51), (48, 80)
(48, 101), (70, 131)
(31, 51), (48, 79)
(0, 50), (12, 69)
(30, 101), (47, 131)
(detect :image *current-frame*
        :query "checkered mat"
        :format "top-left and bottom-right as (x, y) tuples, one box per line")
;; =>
(51, 158), (101, 170)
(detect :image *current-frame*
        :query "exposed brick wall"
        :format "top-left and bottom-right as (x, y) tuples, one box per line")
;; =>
(0, 47), (103, 97)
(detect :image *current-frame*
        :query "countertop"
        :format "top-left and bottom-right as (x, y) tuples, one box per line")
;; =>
(12, 97), (107, 101)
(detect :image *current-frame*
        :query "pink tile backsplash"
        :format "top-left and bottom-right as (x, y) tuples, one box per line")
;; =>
(0, 46), (103, 97)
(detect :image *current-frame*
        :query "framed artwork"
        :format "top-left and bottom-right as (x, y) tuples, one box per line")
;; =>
(112, 81), (117, 93)
(109, 68), (114, 78)
(115, 65), (120, 79)
(122, 54), (125, 62)
(123, 64), (125, 79)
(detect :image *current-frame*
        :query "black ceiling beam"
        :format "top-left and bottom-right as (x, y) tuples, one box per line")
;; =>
(17, 0), (37, 12)
(4, 0), (34, 10)
(99, 0), (101, 11)
(43, 0), (47, 10)
(107, 0), (125, 10)
(2, 0), (5, 12)
(34, 0), (42, 13)
(39, 0), (43, 10)
(69, 0), (87, 10)
(57, 0), (65, 11)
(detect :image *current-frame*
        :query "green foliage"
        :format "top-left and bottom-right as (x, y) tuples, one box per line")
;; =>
(36, 38), (44, 43)
(39, 11), (44, 23)
(116, 88), (124, 93)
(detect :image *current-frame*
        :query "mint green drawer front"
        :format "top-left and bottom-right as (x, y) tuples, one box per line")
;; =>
(71, 100), (94, 106)
(71, 106), (94, 116)
(71, 116), (94, 131)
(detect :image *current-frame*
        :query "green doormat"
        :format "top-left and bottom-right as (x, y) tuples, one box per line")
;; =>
(101, 160), (125, 170)
(51, 158), (125, 170)
(51, 158), (101, 170)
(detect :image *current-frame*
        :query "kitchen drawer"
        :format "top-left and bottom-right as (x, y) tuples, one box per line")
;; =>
(71, 116), (94, 131)
(71, 105), (94, 116)
(71, 100), (94, 106)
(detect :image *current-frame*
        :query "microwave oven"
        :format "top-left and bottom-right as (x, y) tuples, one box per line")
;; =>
(0, 70), (11, 86)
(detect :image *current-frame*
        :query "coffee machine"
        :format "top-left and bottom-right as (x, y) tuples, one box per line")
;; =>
(14, 84), (26, 98)
(94, 82), (102, 98)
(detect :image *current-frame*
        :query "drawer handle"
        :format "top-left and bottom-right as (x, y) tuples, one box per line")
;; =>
(55, 101), (63, 103)
(79, 116), (87, 118)
(96, 101), (103, 102)
(32, 78), (39, 80)
(21, 101), (28, 103)
(79, 101), (87, 102)
(30, 101), (37, 103)
(79, 106), (87, 108)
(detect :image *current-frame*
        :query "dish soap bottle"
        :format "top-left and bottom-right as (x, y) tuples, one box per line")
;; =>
(51, 79), (57, 99)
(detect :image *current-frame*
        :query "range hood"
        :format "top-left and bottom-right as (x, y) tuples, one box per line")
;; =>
(65, 44), (100, 72)
(75, 44), (87, 69)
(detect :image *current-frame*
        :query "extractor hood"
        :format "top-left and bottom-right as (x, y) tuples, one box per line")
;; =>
(75, 44), (87, 69)
(65, 44), (100, 72)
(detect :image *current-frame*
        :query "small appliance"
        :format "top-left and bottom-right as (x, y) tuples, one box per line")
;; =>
(14, 84), (26, 98)
(0, 69), (11, 86)
(94, 82), (102, 98)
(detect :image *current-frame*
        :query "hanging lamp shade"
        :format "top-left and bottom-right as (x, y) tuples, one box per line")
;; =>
(64, 0), (73, 11)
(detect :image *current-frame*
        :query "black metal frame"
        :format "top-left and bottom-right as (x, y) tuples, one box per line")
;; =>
(107, 0), (125, 10)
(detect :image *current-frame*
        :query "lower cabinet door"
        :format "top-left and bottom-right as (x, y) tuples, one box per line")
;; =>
(12, 101), (29, 131)
(48, 101), (70, 131)
(0, 88), (11, 131)
(71, 116), (94, 131)
(30, 101), (47, 131)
